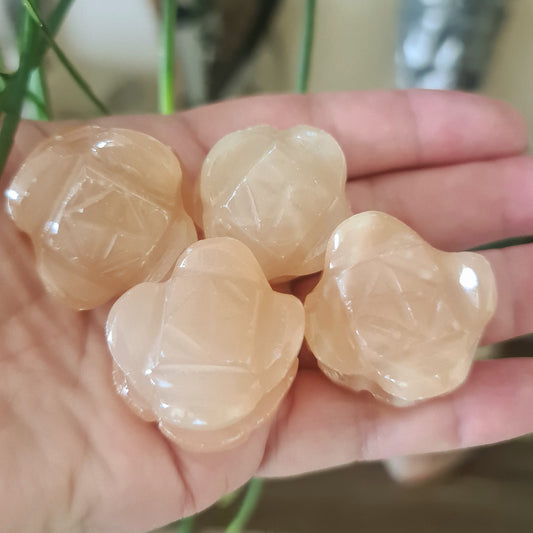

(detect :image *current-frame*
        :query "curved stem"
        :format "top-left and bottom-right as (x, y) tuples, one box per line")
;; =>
(22, 0), (109, 115)
(225, 478), (264, 533)
(296, 0), (317, 93)
(159, 0), (177, 114)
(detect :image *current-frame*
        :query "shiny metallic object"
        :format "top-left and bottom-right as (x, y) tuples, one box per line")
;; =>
(396, 0), (508, 90)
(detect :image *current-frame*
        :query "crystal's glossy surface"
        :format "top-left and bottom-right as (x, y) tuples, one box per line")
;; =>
(305, 211), (497, 405)
(106, 237), (303, 452)
(6, 126), (197, 309)
(200, 125), (352, 281)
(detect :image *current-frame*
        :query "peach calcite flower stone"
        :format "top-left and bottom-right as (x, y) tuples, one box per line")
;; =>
(305, 211), (497, 406)
(200, 125), (352, 281)
(6, 126), (197, 309)
(106, 237), (304, 452)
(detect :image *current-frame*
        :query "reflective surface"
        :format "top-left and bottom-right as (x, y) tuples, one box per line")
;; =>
(6, 126), (197, 309)
(200, 125), (351, 281)
(106, 237), (303, 452)
(305, 211), (497, 405)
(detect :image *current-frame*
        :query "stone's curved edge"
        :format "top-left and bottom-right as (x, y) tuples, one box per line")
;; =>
(105, 237), (304, 452)
(5, 124), (196, 309)
(199, 124), (350, 281)
(158, 360), (298, 453)
(306, 210), (498, 406)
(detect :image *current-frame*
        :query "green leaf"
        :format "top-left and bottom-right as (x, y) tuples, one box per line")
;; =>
(0, 0), (75, 177)
(0, 8), (40, 177)
(21, 0), (109, 115)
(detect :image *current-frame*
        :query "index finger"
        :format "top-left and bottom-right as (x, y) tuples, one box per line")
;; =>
(4, 90), (528, 188)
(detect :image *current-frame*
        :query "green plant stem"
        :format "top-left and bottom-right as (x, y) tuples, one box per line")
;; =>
(176, 515), (195, 533)
(0, 9), (39, 176)
(27, 66), (50, 120)
(469, 235), (533, 251)
(25, 89), (48, 118)
(225, 478), (263, 533)
(19, 0), (74, 73)
(0, 0), (74, 177)
(24, 0), (48, 121)
(159, 0), (177, 114)
(217, 487), (243, 509)
(22, 0), (109, 115)
(296, 0), (316, 93)
(32, 0), (74, 68)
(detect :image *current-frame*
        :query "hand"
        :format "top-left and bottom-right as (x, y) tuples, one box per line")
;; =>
(2, 90), (533, 533)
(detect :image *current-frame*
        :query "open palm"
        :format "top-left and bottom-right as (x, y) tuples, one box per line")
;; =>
(2, 91), (533, 533)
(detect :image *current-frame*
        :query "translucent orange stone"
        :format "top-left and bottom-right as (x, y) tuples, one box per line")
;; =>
(106, 238), (303, 452)
(200, 125), (352, 281)
(305, 211), (497, 405)
(6, 126), (197, 309)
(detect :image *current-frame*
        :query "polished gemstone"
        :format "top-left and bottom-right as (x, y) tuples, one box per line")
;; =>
(106, 237), (304, 452)
(200, 125), (352, 281)
(305, 211), (497, 405)
(6, 126), (197, 309)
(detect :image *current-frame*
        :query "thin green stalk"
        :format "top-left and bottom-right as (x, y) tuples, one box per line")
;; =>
(225, 479), (263, 533)
(469, 235), (533, 251)
(27, 66), (50, 120)
(176, 515), (195, 533)
(296, 0), (316, 93)
(0, 0), (73, 177)
(0, 9), (39, 176)
(25, 89), (48, 118)
(37, 65), (51, 117)
(29, 0), (75, 70)
(159, 0), (177, 114)
(22, 0), (109, 115)
(20, 0), (74, 72)
(217, 487), (243, 509)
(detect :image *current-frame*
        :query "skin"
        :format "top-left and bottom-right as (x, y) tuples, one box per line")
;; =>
(1, 90), (533, 532)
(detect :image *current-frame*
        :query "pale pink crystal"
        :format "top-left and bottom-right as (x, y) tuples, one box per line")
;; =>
(5, 126), (197, 309)
(200, 125), (352, 281)
(106, 237), (303, 452)
(305, 211), (497, 405)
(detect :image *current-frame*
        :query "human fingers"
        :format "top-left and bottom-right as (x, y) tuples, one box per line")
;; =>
(481, 245), (533, 344)
(292, 243), (533, 348)
(258, 358), (533, 478)
(346, 155), (533, 251)
(172, 90), (528, 179)
(3, 90), (527, 190)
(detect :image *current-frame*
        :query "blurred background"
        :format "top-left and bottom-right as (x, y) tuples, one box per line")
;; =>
(1, 0), (533, 124)
(1, 1), (533, 531)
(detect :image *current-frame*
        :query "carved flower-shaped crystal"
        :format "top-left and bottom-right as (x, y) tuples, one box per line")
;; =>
(106, 238), (304, 452)
(200, 125), (352, 281)
(305, 211), (497, 405)
(6, 126), (197, 309)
